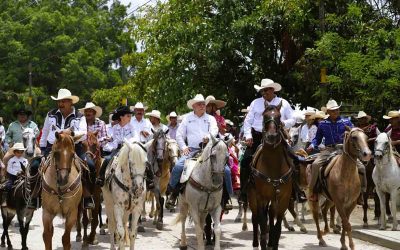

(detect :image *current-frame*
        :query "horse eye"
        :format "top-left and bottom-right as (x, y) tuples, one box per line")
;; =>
(352, 136), (358, 141)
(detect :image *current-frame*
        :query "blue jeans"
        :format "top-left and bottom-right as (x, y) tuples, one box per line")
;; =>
(169, 148), (233, 195)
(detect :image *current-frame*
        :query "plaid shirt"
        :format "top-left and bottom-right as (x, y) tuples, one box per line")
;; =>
(87, 118), (107, 147)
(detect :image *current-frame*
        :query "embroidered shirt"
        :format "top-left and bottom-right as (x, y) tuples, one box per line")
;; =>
(103, 123), (135, 152)
(311, 117), (353, 148)
(87, 118), (107, 147)
(385, 125), (400, 152)
(7, 155), (28, 176)
(130, 117), (153, 143)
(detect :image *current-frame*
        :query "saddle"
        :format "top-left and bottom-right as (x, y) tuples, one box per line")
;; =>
(315, 152), (341, 200)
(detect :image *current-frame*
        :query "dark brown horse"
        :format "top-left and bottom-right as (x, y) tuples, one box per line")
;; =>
(242, 102), (293, 250)
(76, 131), (103, 247)
(41, 131), (83, 250)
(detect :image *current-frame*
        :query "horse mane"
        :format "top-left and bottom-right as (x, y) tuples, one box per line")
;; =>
(117, 142), (147, 172)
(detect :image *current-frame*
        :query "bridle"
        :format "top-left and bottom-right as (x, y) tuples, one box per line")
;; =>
(262, 112), (284, 148)
(343, 128), (364, 163)
(375, 132), (391, 156)
(85, 134), (101, 161)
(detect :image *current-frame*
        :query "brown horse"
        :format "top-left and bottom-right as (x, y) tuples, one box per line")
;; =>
(76, 131), (103, 247)
(41, 131), (83, 250)
(242, 102), (293, 250)
(309, 128), (371, 250)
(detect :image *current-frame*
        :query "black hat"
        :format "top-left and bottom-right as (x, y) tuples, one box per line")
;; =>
(13, 108), (32, 117)
(111, 106), (134, 121)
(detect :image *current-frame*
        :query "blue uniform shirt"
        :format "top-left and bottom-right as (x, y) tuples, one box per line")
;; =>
(311, 117), (353, 148)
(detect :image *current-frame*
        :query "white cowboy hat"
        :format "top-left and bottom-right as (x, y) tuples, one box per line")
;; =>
(166, 111), (178, 121)
(131, 102), (148, 111)
(355, 111), (371, 121)
(241, 106), (250, 113)
(146, 110), (161, 119)
(326, 99), (341, 111)
(79, 102), (103, 118)
(51, 88), (79, 104)
(225, 119), (234, 126)
(383, 110), (400, 120)
(254, 78), (282, 92)
(0, 117), (3, 123)
(7, 142), (26, 154)
(187, 94), (206, 109)
(205, 95), (226, 109)
(304, 107), (316, 116)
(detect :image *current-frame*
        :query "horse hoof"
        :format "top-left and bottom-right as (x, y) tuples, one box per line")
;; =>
(156, 222), (163, 230)
(22, 247), (28, 250)
(76, 235), (82, 242)
(333, 228), (341, 234)
(340, 247), (348, 250)
(392, 227), (398, 231)
(152, 220), (157, 225)
(373, 216), (378, 220)
(137, 225), (145, 233)
(288, 226), (295, 232)
(363, 223), (369, 228)
(100, 228), (106, 235)
(319, 240), (327, 247)
(179, 246), (188, 250)
(300, 228), (308, 233)
(0, 243), (5, 248)
(7, 245), (13, 250)
(379, 226), (386, 230)
(206, 240), (213, 246)
(234, 217), (241, 223)
(388, 216), (393, 223)
(242, 224), (248, 231)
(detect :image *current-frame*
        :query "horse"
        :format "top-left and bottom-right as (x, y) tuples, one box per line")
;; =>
(175, 135), (231, 250)
(101, 139), (148, 250)
(22, 127), (40, 161)
(41, 131), (84, 250)
(76, 131), (103, 247)
(373, 132), (400, 230)
(308, 128), (371, 250)
(147, 128), (179, 230)
(0, 159), (41, 250)
(242, 102), (294, 250)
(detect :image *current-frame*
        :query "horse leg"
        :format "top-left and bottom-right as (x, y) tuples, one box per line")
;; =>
(321, 200), (331, 234)
(1, 210), (14, 249)
(235, 192), (243, 223)
(179, 201), (189, 250)
(114, 206), (126, 250)
(258, 205), (268, 250)
(149, 194), (155, 218)
(211, 206), (222, 250)
(89, 194), (100, 245)
(345, 203), (357, 250)
(192, 211), (205, 250)
(376, 188), (387, 229)
(17, 209), (31, 250)
(386, 193), (392, 221)
(272, 214), (284, 250)
(309, 199), (326, 247)
(76, 203), (82, 242)
(82, 208), (90, 248)
(242, 202), (248, 231)
(390, 190), (398, 231)
(129, 211), (140, 250)
(289, 200), (307, 233)
(42, 210), (55, 250)
(373, 191), (380, 220)
(335, 204), (351, 250)
(282, 215), (291, 231)
(62, 207), (78, 250)
(204, 214), (213, 246)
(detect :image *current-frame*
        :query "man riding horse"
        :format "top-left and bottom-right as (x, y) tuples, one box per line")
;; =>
(240, 78), (307, 204)
(306, 99), (367, 202)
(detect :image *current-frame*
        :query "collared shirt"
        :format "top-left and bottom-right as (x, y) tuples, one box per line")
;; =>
(385, 125), (400, 152)
(0, 125), (5, 141)
(243, 96), (295, 139)
(7, 156), (28, 175)
(39, 107), (87, 147)
(167, 123), (179, 140)
(87, 118), (108, 147)
(360, 124), (380, 150)
(176, 111), (218, 150)
(5, 120), (40, 145)
(130, 117), (153, 143)
(106, 123), (113, 137)
(103, 123), (135, 152)
(152, 123), (168, 133)
(299, 124), (318, 143)
(311, 117), (353, 148)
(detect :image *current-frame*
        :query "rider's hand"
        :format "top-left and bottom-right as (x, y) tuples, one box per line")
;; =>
(306, 145), (313, 153)
(245, 138), (253, 147)
(182, 147), (191, 156)
(141, 131), (150, 138)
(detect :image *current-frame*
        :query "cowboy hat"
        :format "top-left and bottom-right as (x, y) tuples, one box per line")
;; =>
(355, 111), (371, 121)
(166, 111), (178, 121)
(13, 108), (32, 117)
(326, 99), (341, 111)
(383, 110), (400, 120)
(254, 78), (282, 92)
(312, 110), (329, 120)
(51, 88), (79, 104)
(205, 95), (226, 109)
(187, 94), (206, 109)
(241, 106), (250, 113)
(304, 107), (316, 116)
(130, 102), (148, 111)
(79, 102), (103, 118)
(7, 142), (26, 155)
(0, 117), (3, 123)
(225, 119), (234, 126)
(111, 106), (134, 121)
(146, 110), (161, 119)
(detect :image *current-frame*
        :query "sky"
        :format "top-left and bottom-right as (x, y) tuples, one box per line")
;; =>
(112, 0), (156, 15)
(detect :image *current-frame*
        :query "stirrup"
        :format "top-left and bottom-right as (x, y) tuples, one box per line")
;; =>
(165, 197), (177, 209)
(96, 178), (104, 187)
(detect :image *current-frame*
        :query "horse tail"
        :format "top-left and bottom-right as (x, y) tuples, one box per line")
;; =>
(173, 213), (185, 225)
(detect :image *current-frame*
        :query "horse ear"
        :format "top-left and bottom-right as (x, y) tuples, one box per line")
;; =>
(144, 139), (154, 150)
(345, 125), (351, 132)
(55, 131), (60, 140)
(210, 134), (217, 145)
(165, 129), (169, 134)
(277, 100), (283, 111)
(93, 130), (99, 137)
(123, 138), (133, 150)
(151, 128), (155, 134)
(387, 129), (392, 138)
(226, 137), (234, 146)
(73, 134), (84, 142)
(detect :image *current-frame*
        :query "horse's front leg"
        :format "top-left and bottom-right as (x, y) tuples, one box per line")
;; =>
(42, 209), (55, 250)
(63, 206), (79, 250)
(376, 188), (387, 230)
(309, 198), (326, 247)
(129, 210), (141, 250)
(192, 211), (206, 250)
(211, 205), (223, 250)
(114, 205), (126, 249)
(390, 190), (398, 231)
(179, 200), (189, 250)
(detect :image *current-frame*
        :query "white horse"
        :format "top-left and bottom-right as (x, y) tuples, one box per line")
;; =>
(175, 135), (231, 250)
(102, 140), (149, 250)
(22, 127), (40, 160)
(373, 132), (400, 230)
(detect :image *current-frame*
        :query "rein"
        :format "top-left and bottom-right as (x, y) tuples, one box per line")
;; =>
(343, 128), (363, 164)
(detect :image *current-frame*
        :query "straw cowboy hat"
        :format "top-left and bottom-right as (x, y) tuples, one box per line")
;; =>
(146, 110), (161, 119)
(326, 99), (341, 111)
(355, 111), (371, 121)
(312, 110), (329, 120)
(130, 102), (148, 111)
(166, 111), (178, 121)
(205, 95), (226, 109)
(241, 106), (250, 113)
(304, 107), (316, 116)
(79, 102), (103, 118)
(51, 88), (79, 104)
(225, 119), (234, 126)
(383, 110), (400, 120)
(0, 117), (3, 123)
(187, 94), (206, 109)
(7, 142), (26, 154)
(111, 106), (134, 121)
(254, 78), (282, 92)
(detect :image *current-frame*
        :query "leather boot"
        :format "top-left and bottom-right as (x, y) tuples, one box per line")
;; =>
(1, 191), (7, 207)
(165, 184), (180, 209)
(293, 182), (307, 203)
(145, 165), (155, 190)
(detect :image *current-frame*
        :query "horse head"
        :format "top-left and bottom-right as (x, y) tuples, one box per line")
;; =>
(165, 139), (179, 166)
(152, 128), (168, 163)
(22, 127), (36, 157)
(85, 131), (100, 159)
(262, 101), (283, 146)
(374, 132), (392, 160)
(123, 140), (148, 196)
(202, 135), (229, 187)
(52, 131), (77, 186)
(344, 128), (372, 162)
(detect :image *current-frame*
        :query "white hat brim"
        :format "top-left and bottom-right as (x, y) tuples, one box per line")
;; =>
(206, 100), (226, 108)
(187, 100), (205, 109)
(327, 105), (341, 111)
(79, 106), (103, 118)
(51, 95), (80, 104)
(254, 82), (282, 92)
(146, 113), (161, 119)
(383, 115), (399, 119)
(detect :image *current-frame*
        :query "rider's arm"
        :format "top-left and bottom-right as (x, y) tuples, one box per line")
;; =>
(280, 99), (295, 129)
(208, 115), (218, 138)
(176, 115), (188, 151)
(310, 124), (323, 149)
(31, 121), (40, 138)
(39, 116), (51, 148)
(243, 101), (255, 140)
(73, 117), (87, 142)
(5, 123), (14, 145)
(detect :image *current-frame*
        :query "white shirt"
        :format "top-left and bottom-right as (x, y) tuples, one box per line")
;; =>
(103, 123), (135, 152)
(299, 124), (309, 143)
(243, 96), (295, 139)
(39, 108), (87, 147)
(130, 117), (153, 143)
(0, 125), (5, 141)
(152, 123), (168, 133)
(176, 112), (218, 150)
(106, 123), (113, 137)
(7, 155), (28, 175)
